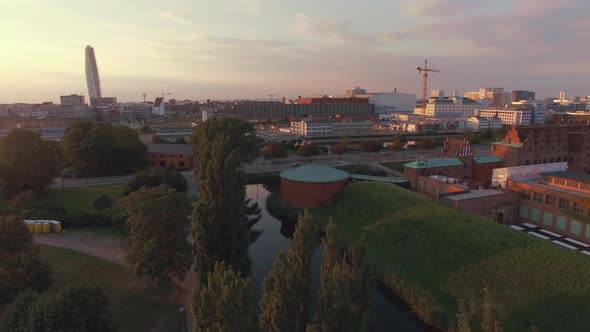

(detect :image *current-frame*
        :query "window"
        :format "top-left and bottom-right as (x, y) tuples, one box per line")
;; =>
(545, 195), (556, 206)
(533, 192), (543, 203)
(521, 191), (531, 200)
(554, 178), (565, 186)
(558, 198), (570, 210)
(566, 180), (578, 189)
(581, 183), (590, 192)
(573, 202), (584, 214)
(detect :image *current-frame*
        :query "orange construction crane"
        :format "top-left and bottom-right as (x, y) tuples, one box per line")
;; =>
(417, 60), (440, 123)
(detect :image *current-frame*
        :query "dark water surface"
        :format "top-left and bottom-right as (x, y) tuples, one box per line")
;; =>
(247, 184), (425, 332)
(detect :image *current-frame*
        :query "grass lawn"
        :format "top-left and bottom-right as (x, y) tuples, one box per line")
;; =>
(35, 184), (125, 214)
(316, 182), (590, 331)
(39, 245), (180, 332)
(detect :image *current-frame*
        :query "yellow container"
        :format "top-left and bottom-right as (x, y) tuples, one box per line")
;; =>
(27, 223), (35, 233)
(34, 223), (42, 234)
(54, 223), (62, 233)
(42, 222), (51, 233)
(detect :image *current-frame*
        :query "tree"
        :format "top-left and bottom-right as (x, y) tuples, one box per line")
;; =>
(416, 139), (434, 150)
(311, 222), (375, 332)
(0, 216), (52, 312)
(93, 195), (113, 212)
(260, 210), (319, 332)
(388, 141), (404, 152)
(2, 284), (113, 332)
(190, 262), (257, 332)
(123, 168), (187, 196)
(244, 198), (263, 243)
(455, 288), (502, 332)
(62, 122), (147, 177)
(360, 140), (380, 155)
(191, 118), (257, 281)
(331, 143), (348, 158)
(0, 129), (60, 197)
(493, 126), (508, 141)
(174, 136), (187, 144)
(151, 135), (168, 144)
(139, 124), (154, 134)
(262, 142), (288, 162)
(121, 185), (192, 284)
(297, 144), (320, 160)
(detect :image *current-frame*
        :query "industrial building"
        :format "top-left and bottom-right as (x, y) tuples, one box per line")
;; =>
(477, 108), (540, 125)
(119, 103), (152, 123)
(352, 91), (417, 114)
(234, 101), (375, 120)
(280, 165), (349, 207)
(60, 94), (85, 107)
(290, 119), (374, 137)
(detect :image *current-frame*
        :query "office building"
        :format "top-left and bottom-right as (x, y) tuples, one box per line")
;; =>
(465, 116), (503, 131)
(477, 108), (533, 125)
(512, 90), (536, 102)
(290, 119), (373, 137)
(119, 103), (152, 123)
(153, 97), (165, 116)
(464, 87), (511, 107)
(431, 90), (445, 98)
(353, 91), (417, 114)
(90, 97), (117, 107)
(491, 125), (590, 173)
(422, 96), (481, 117)
(154, 127), (194, 142)
(60, 94), (85, 107)
(85, 45), (102, 99)
(235, 101), (375, 120)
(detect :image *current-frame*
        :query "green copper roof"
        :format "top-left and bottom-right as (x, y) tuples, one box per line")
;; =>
(473, 155), (503, 164)
(404, 158), (463, 169)
(349, 174), (409, 184)
(493, 142), (523, 148)
(280, 165), (349, 183)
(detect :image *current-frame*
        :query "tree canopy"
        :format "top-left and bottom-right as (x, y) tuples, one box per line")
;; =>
(0, 215), (52, 311)
(122, 167), (187, 196)
(0, 129), (60, 197)
(360, 140), (380, 155)
(262, 142), (288, 161)
(331, 142), (349, 157)
(62, 122), (147, 177)
(2, 284), (113, 332)
(193, 117), (259, 164)
(297, 144), (320, 160)
(122, 184), (192, 284)
(190, 262), (257, 332)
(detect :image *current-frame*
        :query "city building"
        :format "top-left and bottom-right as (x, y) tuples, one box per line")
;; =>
(152, 97), (165, 116)
(548, 111), (590, 124)
(90, 97), (117, 107)
(85, 45), (102, 99)
(404, 138), (503, 189)
(353, 91), (417, 114)
(431, 90), (445, 98)
(512, 90), (536, 102)
(119, 103), (152, 123)
(280, 165), (349, 208)
(296, 96), (369, 104)
(290, 119), (374, 137)
(477, 108), (533, 125)
(154, 127), (194, 142)
(234, 101), (375, 120)
(587, 97), (590, 111)
(465, 116), (503, 131)
(60, 94), (85, 107)
(491, 125), (590, 174)
(146, 144), (193, 170)
(464, 87), (511, 107)
(510, 171), (590, 242)
(422, 96), (481, 117)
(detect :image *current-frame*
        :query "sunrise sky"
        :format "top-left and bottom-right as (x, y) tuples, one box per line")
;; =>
(1, 0), (589, 103)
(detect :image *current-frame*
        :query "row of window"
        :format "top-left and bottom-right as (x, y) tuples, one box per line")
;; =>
(520, 205), (590, 238)
(521, 190), (586, 214)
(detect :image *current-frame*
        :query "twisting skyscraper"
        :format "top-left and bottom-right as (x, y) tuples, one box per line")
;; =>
(85, 45), (102, 99)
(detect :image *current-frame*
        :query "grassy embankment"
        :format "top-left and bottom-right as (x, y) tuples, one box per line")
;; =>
(39, 245), (180, 332)
(312, 182), (590, 331)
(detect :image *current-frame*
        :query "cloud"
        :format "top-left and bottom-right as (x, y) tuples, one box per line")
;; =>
(159, 11), (190, 24)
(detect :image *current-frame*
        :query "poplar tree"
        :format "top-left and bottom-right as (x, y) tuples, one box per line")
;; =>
(260, 210), (319, 332)
(190, 262), (257, 332)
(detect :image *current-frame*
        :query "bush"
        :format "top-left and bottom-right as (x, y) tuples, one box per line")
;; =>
(93, 195), (113, 212)
(10, 190), (35, 211)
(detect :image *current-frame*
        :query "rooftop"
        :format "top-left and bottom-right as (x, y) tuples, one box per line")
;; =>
(280, 165), (349, 183)
(522, 180), (590, 199)
(473, 155), (503, 164)
(404, 157), (463, 169)
(147, 144), (194, 155)
(541, 171), (590, 184)
(349, 174), (409, 184)
(444, 189), (511, 201)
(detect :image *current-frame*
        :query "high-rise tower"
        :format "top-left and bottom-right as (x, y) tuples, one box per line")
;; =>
(85, 45), (102, 99)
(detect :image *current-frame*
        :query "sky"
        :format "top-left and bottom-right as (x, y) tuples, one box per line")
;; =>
(0, 0), (589, 103)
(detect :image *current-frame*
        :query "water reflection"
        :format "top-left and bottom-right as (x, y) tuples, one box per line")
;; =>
(247, 184), (425, 332)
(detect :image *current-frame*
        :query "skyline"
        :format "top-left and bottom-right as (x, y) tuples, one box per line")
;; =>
(1, 0), (589, 103)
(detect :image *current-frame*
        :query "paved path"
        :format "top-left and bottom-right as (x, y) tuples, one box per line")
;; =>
(510, 223), (590, 254)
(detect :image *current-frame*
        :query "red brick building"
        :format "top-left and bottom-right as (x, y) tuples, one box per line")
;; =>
(280, 165), (349, 208)
(146, 144), (193, 170)
(491, 125), (590, 174)
(509, 171), (590, 242)
(404, 138), (503, 190)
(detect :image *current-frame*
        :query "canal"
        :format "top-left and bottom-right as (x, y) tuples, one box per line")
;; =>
(247, 184), (425, 332)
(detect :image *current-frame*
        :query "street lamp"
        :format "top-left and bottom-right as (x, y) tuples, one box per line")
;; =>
(179, 307), (187, 332)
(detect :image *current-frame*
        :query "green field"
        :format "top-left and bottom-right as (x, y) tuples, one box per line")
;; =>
(35, 184), (125, 214)
(39, 245), (180, 332)
(316, 182), (590, 331)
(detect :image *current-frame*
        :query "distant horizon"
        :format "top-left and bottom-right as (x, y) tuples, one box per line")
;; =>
(1, 0), (589, 104)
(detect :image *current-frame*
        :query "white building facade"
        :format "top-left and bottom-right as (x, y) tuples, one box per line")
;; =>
(423, 97), (481, 117)
(120, 103), (152, 123)
(477, 109), (533, 125)
(465, 116), (503, 131)
(354, 92), (416, 114)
